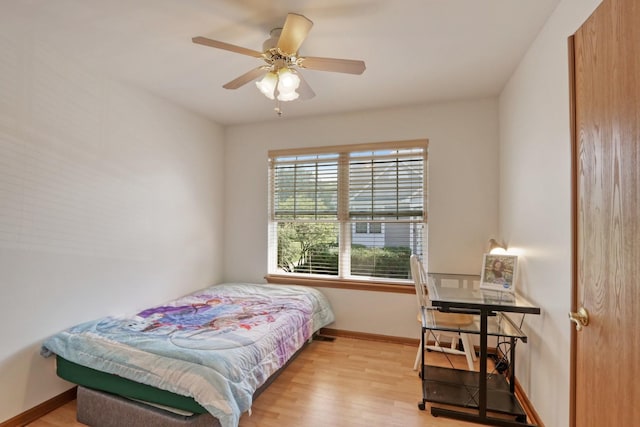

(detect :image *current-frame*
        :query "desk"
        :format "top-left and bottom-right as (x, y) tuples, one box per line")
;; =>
(419, 275), (541, 426)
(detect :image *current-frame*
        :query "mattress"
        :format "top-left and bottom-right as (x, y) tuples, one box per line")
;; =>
(57, 356), (206, 414)
(57, 336), (309, 418)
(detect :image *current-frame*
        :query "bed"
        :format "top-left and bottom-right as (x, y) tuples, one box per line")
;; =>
(41, 282), (335, 427)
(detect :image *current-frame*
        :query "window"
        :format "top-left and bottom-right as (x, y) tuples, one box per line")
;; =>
(355, 223), (368, 234)
(355, 222), (382, 234)
(268, 140), (427, 283)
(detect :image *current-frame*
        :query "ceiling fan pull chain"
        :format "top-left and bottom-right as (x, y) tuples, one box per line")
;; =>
(274, 99), (283, 117)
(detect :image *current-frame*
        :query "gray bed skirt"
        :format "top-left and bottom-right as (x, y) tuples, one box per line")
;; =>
(77, 386), (221, 427)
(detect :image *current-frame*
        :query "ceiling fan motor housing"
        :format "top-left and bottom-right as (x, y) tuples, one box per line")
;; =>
(263, 28), (283, 52)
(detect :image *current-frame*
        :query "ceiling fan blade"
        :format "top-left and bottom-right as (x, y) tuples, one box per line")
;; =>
(192, 36), (263, 58)
(298, 56), (366, 74)
(277, 13), (313, 56)
(296, 71), (316, 100)
(223, 67), (268, 89)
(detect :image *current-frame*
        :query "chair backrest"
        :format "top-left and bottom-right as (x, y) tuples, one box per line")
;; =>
(410, 254), (429, 307)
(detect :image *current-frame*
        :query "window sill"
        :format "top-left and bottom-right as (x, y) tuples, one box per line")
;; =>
(264, 274), (415, 294)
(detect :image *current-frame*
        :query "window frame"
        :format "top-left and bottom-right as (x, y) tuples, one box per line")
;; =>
(267, 139), (428, 290)
(368, 222), (382, 234)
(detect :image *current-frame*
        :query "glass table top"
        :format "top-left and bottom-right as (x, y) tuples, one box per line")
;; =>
(425, 273), (541, 315)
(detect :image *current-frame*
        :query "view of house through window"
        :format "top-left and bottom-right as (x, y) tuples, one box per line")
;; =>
(268, 140), (427, 282)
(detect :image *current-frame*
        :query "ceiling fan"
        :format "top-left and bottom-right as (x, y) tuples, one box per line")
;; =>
(192, 13), (366, 114)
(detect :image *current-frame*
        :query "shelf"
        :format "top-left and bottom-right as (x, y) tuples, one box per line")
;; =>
(422, 366), (526, 417)
(421, 309), (528, 342)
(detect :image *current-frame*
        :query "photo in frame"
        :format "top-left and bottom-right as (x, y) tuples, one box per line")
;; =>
(480, 254), (518, 292)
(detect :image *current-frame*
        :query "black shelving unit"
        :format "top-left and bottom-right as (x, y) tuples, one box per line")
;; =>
(418, 274), (541, 427)
(422, 366), (526, 421)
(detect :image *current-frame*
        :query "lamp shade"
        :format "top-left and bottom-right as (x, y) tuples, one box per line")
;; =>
(256, 68), (301, 102)
(488, 238), (507, 254)
(256, 72), (278, 100)
(276, 68), (300, 101)
(276, 89), (299, 101)
(277, 68), (300, 90)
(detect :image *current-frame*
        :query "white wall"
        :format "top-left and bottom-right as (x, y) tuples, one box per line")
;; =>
(498, 0), (601, 425)
(0, 31), (225, 422)
(223, 99), (500, 338)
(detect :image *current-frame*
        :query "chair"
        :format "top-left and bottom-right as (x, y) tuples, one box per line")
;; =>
(410, 255), (477, 371)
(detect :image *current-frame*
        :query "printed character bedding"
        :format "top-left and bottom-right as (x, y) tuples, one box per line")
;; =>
(42, 283), (335, 427)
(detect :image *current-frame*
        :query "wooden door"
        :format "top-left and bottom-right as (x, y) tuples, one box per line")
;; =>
(570, 0), (640, 425)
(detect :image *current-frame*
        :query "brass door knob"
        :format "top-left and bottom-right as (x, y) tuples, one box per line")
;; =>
(568, 307), (589, 331)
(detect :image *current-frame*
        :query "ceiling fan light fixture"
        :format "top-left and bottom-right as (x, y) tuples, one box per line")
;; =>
(275, 68), (300, 101)
(256, 72), (278, 100)
(277, 68), (300, 90)
(276, 88), (300, 101)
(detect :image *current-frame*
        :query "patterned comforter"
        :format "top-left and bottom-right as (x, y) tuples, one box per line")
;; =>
(41, 283), (335, 427)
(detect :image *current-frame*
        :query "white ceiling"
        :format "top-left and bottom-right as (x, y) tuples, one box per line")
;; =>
(3, 0), (560, 126)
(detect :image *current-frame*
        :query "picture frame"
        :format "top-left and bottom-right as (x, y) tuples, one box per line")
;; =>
(480, 254), (518, 293)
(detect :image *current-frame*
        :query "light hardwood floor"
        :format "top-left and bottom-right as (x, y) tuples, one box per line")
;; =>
(28, 337), (484, 427)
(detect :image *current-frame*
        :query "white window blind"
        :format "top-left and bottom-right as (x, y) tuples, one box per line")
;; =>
(268, 140), (427, 282)
(349, 148), (425, 221)
(271, 154), (339, 220)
